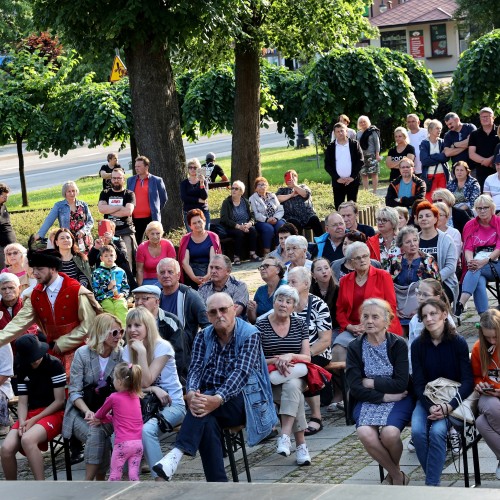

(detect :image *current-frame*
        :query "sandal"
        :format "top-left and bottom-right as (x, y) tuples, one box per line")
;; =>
(304, 417), (323, 436)
(250, 254), (263, 262)
(233, 257), (241, 266)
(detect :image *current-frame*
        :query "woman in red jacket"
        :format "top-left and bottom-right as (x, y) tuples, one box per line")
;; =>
(333, 242), (402, 370)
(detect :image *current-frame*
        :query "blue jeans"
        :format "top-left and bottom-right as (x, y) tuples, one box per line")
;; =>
(462, 260), (500, 313)
(183, 209), (210, 232)
(411, 400), (448, 486)
(175, 393), (246, 482)
(143, 403), (186, 478)
(255, 220), (285, 249)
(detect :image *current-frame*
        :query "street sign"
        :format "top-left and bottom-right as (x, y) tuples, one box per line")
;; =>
(109, 55), (127, 83)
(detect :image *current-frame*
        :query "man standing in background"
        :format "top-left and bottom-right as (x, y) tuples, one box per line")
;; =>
(406, 114), (428, 177)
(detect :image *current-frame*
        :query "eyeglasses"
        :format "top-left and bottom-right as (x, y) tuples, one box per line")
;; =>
(258, 264), (278, 270)
(207, 306), (231, 317)
(188, 166), (198, 170)
(108, 329), (124, 338)
(6, 251), (20, 256)
(134, 295), (157, 302)
(350, 254), (370, 262)
(256, 183), (267, 187)
(231, 187), (240, 190)
(376, 218), (389, 224)
(433, 198), (444, 202)
(476, 206), (490, 211)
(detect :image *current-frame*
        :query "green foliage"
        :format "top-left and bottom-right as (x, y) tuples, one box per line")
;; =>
(451, 30), (500, 115)
(300, 47), (437, 149)
(454, 0), (500, 40)
(0, 0), (33, 50)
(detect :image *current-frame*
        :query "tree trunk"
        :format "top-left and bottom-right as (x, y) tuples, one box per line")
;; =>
(124, 40), (185, 231)
(16, 133), (28, 207)
(129, 133), (138, 169)
(231, 42), (261, 193)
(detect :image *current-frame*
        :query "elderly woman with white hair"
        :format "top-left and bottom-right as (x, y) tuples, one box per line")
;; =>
(35, 181), (94, 252)
(285, 235), (311, 279)
(180, 157), (210, 231)
(430, 188), (473, 234)
(420, 119), (450, 202)
(220, 180), (261, 265)
(335, 242), (402, 382)
(136, 221), (176, 286)
(367, 206), (401, 271)
(288, 267), (332, 435)
(357, 115), (381, 194)
(256, 285), (312, 465)
(1, 243), (35, 293)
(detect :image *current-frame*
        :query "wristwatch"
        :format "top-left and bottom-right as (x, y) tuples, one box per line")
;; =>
(214, 394), (225, 406)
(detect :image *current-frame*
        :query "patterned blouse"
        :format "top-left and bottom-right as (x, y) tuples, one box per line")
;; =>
(378, 235), (401, 272)
(388, 250), (440, 283)
(276, 184), (316, 225)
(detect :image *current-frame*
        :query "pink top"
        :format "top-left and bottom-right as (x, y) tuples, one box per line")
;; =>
(94, 391), (143, 444)
(463, 220), (500, 253)
(136, 240), (176, 279)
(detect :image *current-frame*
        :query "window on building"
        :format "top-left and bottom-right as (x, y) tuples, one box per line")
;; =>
(380, 30), (407, 53)
(430, 24), (448, 56)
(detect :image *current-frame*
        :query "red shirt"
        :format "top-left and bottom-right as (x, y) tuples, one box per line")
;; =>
(133, 177), (151, 218)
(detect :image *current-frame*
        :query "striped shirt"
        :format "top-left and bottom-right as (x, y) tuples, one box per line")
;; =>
(257, 316), (309, 358)
(61, 259), (89, 289)
(17, 354), (66, 410)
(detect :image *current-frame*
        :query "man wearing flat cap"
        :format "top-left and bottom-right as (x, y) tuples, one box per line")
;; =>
(0, 248), (100, 375)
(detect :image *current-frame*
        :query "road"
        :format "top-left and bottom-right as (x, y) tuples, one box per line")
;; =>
(0, 123), (289, 194)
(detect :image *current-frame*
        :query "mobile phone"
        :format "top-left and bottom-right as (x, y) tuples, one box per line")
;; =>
(284, 172), (293, 184)
(98, 219), (113, 237)
(483, 387), (495, 392)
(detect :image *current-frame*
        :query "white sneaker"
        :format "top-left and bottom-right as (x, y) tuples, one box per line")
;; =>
(448, 427), (461, 455)
(496, 460), (500, 480)
(152, 450), (181, 481)
(296, 443), (311, 466)
(276, 434), (292, 457)
(407, 438), (415, 453)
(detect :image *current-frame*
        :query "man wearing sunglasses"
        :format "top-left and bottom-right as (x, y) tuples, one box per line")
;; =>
(153, 292), (276, 482)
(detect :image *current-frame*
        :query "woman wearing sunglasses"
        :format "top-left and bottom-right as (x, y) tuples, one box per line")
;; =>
(122, 307), (186, 481)
(62, 313), (124, 480)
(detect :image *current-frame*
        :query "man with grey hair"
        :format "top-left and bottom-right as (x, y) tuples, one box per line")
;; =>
(153, 292), (276, 482)
(198, 255), (249, 318)
(157, 258), (209, 348)
(406, 114), (428, 176)
(443, 112), (476, 165)
(312, 212), (346, 262)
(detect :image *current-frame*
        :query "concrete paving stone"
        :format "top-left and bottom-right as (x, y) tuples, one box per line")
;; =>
(304, 437), (342, 451)
(249, 465), (298, 481)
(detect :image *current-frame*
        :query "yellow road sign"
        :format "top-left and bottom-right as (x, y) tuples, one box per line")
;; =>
(110, 55), (127, 83)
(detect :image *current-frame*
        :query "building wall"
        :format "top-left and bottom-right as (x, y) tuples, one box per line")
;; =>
(371, 21), (460, 75)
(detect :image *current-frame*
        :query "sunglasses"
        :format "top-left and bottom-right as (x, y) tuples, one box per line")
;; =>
(188, 166), (198, 170)
(108, 328), (124, 338)
(231, 187), (240, 190)
(258, 264), (278, 270)
(207, 306), (232, 317)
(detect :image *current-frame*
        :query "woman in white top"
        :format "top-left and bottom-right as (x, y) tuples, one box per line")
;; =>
(284, 235), (312, 280)
(123, 307), (186, 481)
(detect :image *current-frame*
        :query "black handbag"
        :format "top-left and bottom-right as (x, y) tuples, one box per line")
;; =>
(82, 376), (115, 412)
(140, 392), (163, 423)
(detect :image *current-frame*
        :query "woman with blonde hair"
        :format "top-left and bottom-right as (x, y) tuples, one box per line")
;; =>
(136, 221), (176, 286)
(386, 127), (416, 182)
(62, 313), (124, 480)
(356, 116), (381, 193)
(472, 309), (500, 479)
(123, 307), (186, 481)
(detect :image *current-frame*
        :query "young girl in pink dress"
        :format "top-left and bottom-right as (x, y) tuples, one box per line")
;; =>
(89, 362), (144, 481)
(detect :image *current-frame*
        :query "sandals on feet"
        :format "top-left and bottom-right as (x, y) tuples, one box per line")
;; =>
(233, 257), (242, 266)
(250, 254), (263, 262)
(304, 417), (323, 436)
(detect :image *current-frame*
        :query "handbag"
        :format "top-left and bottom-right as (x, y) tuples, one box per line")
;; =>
(140, 391), (163, 424)
(423, 377), (479, 425)
(394, 282), (419, 319)
(83, 375), (115, 412)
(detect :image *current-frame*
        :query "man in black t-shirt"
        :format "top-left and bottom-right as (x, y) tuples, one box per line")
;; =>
(99, 153), (121, 191)
(98, 167), (137, 270)
(201, 152), (229, 183)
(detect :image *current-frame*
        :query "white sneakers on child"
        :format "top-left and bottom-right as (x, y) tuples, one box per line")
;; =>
(296, 444), (311, 466)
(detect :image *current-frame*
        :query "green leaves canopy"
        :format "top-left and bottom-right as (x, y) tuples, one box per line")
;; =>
(451, 30), (500, 115)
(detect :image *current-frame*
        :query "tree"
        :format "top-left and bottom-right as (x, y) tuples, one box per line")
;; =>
(451, 30), (500, 116)
(33, 0), (235, 230)
(299, 47), (438, 149)
(0, 0), (33, 50)
(228, 0), (376, 191)
(454, 0), (500, 40)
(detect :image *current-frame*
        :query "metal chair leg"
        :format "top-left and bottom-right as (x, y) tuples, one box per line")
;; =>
(49, 439), (58, 481)
(223, 430), (239, 482)
(238, 430), (252, 482)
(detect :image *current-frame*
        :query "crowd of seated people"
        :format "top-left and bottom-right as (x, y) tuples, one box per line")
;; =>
(0, 107), (499, 487)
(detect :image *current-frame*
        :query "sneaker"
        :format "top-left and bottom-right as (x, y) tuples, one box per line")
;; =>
(296, 443), (311, 466)
(276, 434), (292, 457)
(496, 460), (500, 480)
(152, 451), (180, 481)
(448, 427), (461, 455)
(326, 401), (345, 412)
(407, 438), (415, 453)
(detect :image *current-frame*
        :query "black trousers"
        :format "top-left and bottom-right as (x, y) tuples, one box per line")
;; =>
(133, 217), (152, 245)
(226, 227), (257, 257)
(332, 181), (360, 210)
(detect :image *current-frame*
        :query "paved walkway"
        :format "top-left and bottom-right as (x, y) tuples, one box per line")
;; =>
(1, 265), (499, 488)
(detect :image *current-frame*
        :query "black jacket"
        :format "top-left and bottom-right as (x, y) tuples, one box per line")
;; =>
(324, 139), (364, 183)
(346, 332), (409, 410)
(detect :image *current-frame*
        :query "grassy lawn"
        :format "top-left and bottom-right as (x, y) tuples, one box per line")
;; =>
(8, 145), (385, 247)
